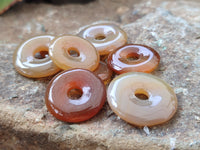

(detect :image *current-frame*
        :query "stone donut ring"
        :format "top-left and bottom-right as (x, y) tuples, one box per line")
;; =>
(45, 69), (106, 123)
(107, 72), (178, 127)
(78, 23), (127, 55)
(49, 35), (100, 71)
(107, 44), (160, 74)
(13, 35), (60, 78)
(93, 61), (113, 85)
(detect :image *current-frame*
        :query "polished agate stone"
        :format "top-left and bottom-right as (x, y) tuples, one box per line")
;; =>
(45, 69), (106, 123)
(78, 23), (127, 55)
(107, 72), (177, 127)
(93, 61), (113, 85)
(100, 54), (109, 61)
(107, 44), (160, 74)
(49, 35), (100, 71)
(13, 35), (60, 78)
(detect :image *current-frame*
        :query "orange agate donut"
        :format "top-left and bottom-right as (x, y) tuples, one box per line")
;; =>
(93, 61), (113, 85)
(78, 23), (127, 55)
(107, 44), (160, 74)
(49, 35), (100, 71)
(45, 69), (106, 123)
(13, 35), (60, 78)
(107, 72), (178, 127)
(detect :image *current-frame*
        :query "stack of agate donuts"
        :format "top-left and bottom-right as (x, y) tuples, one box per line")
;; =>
(13, 23), (178, 127)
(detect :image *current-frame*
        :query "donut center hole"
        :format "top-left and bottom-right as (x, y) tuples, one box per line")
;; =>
(126, 53), (140, 61)
(95, 35), (106, 40)
(67, 47), (80, 57)
(119, 48), (141, 63)
(134, 89), (149, 100)
(34, 46), (49, 59)
(67, 88), (83, 99)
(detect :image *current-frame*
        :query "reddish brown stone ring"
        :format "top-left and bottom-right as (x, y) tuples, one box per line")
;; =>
(107, 44), (160, 74)
(45, 69), (106, 123)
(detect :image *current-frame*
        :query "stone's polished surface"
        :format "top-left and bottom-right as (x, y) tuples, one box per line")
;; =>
(93, 61), (113, 85)
(107, 72), (178, 127)
(49, 35), (100, 71)
(100, 54), (109, 61)
(13, 35), (60, 78)
(45, 69), (106, 123)
(107, 44), (160, 74)
(78, 23), (127, 55)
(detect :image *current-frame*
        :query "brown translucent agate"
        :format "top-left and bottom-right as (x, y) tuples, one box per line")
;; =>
(13, 35), (60, 78)
(45, 69), (106, 123)
(107, 72), (178, 127)
(49, 35), (100, 71)
(94, 61), (113, 85)
(107, 44), (160, 74)
(78, 23), (127, 55)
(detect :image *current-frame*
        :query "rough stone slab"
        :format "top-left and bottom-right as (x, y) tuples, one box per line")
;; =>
(0, 0), (200, 149)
